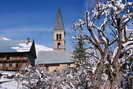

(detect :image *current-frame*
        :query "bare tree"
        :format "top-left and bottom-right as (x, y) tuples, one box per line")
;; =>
(73, 0), (133, 89)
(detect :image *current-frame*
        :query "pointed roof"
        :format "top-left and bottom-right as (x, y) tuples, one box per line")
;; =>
(54, 9), (64, 30)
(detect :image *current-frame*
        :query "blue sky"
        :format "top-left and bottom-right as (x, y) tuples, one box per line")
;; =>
(0, 0), (96, 50)
(0, 0), (132, 50)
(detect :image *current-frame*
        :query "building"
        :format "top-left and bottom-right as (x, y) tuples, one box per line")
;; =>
(0, 40), (36, 71)
(36, 9), (74, 72)
(36, 51), (73, 72)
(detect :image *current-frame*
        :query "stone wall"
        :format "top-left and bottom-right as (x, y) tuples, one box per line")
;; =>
(38, 63), (74, 72)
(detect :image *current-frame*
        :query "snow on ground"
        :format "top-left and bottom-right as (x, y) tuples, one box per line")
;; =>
(0, 80), (19, 89)
(0, 71), (16, 76)
(0, 71), (20, 89)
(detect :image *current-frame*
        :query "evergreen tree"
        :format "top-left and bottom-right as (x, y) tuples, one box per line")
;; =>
(73, 34), (87, 67)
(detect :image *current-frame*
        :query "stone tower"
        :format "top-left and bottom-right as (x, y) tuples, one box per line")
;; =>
(53, 9), (65, 51)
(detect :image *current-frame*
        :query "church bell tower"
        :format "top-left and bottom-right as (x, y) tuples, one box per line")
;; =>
(53, 9), (65, 51)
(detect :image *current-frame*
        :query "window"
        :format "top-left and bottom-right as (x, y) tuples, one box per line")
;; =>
(54, 70), (57, 72)
(16, 63), (19, 68)
(2, 63), (5, 68)
(56, 34), (62, 40)
(46, 65), (49, 71)
(9, 63), (12, 67)
(2, 63), (6, 70)
(59, 34), (62, 40)
(7, 56), (10, 60)
(67, 64), (70, 66)
(56, 34), (58, 40)
(57, 42), (61, 48)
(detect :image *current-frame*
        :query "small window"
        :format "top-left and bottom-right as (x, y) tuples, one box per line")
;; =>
(2, 63), (5, 68)
(9, 63), (12, 67)
(54, 70), (57, 72)
(67, 64), (70, 66)
(7, 56), (10, 60)
(56, 34), (58, 40)
(59, 34), (62, 40)
(46, 65), (49, 71)
(56, 34), (62, 40)
(16, 64), (19, 68)
(57, 42), (61, 48)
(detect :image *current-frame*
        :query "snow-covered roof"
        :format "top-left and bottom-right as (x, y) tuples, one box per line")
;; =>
(0, 36), (10, 40)
(0, 36), (53, 54)
(0, 40), (33, 53)
(36, 51), (73, 65)
(35, 44), (53, 55)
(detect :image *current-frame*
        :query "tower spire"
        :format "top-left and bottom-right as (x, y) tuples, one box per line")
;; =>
(54, 8), (64, 30)
(53, 9), (65, 51)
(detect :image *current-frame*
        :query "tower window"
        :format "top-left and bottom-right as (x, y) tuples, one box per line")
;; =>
(56, 34), (58, 40)
(59, 34), (62, 40)
(56, 34), (62, 40)
(57, 42), (61, 48)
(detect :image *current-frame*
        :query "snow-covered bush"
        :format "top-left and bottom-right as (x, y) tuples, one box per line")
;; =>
(15, 66), (92, 89)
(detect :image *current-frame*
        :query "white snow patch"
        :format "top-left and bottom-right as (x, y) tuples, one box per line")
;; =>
(11, 42), (53, 53)
(0, 71), (20, 89)
(0, 37), (10, 40)
(35, 44), (53, 55)
(126, 27), (133, 31)
(0, 80), (20, 89)
(0, 36), (53, 54)
(11, 41), (32, 52)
